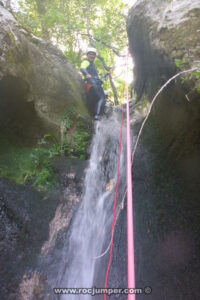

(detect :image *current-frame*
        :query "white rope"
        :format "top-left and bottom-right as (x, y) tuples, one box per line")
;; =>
(95, 67), (199, 260)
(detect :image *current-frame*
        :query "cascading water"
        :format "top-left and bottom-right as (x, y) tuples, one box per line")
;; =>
(57, 110), (127, 299)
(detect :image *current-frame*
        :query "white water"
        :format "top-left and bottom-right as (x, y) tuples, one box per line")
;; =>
(58, 111), (127, 299)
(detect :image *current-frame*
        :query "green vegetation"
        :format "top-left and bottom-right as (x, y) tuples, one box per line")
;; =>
(181, 70), (200, 94)
(0, 1), (128, 190)
(0, 115), (91, 192)
(0, 145), (56, 192)
(16, 0), (128, 101)
(192, 71), (200, 94)
(175, 58), (189, 69)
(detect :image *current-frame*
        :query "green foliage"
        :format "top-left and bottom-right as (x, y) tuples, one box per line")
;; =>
(193, 70), (200, 94)
(175, 58), (188, 69)
(60, 108), (77, 129)
(0, 132), (65, 192)
(73, 130), (90, 159)
(181, 75), (190, 85)
(16, 0), (128, 101)
(197, 84), (200, 94)
(181, 71), (200, 94)
(59, 111), (91, 159)
(0, 118), (91, 191)
(192, 71), (200, 80)
(0, 144), (55, 192)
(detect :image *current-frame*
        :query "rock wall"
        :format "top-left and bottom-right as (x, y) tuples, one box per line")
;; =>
(0, 179), (59, 299)
(0, 158), (87, 300)
(127, 1), (200, 299)
(127, 0), (200, 99)
(0, 5), (88, 143)
(0, 6), (90, 299)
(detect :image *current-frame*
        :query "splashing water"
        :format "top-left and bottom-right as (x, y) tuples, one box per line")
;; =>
(58, 111), (127, 299)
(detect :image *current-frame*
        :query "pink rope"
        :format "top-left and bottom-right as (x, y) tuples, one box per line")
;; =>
(104, 104), (124, 300)
(126, 51), (136, 300)
(104, 49), (136, 300)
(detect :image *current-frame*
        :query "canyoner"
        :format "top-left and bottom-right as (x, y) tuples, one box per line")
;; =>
(80, 47), (111, 121)
(55, 49), (137, 300)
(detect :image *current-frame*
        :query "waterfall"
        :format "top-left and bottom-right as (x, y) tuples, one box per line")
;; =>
(57, 110), (127, 299)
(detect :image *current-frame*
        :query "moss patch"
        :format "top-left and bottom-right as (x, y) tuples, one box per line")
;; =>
(0, 113), (92, 191)
(0, 136), (56, 192)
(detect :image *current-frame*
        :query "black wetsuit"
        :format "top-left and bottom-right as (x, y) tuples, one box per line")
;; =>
(81, 60), (106, 116)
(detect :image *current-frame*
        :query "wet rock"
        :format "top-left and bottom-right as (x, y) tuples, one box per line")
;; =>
(18, 272), (49, 300)
(0, 5), (88, 144)
(0, 179), (60, 300)
(0, 157), (87, 299)
(127, 0), (200, 99)
(127, 1), (200, 298)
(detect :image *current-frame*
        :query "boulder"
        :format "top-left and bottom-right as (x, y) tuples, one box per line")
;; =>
(0, 157), (87, 300)
(127, 1), (200, 298)
(127, 0), (200, 99)
(0, 5), (88, 143)
(0, 179), (59, 299)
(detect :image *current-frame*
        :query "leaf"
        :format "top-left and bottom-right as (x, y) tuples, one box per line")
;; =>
(175, 58), (188, 69)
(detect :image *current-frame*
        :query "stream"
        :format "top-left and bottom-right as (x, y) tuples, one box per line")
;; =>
(56, 110), (127, 299)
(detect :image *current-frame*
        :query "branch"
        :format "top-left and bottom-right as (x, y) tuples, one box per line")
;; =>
(6, 0), (11, 9)
(86, 0), (92, 44)
(35, 0), (50, 40)
(93, 35), (125, 57)
(97, 55), (119, 105)
(80, 33), (125, 57)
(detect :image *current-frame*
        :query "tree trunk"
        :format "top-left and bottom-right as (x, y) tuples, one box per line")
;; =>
(108, 74), (119, 105)
(35, 0), (50, 40)
(86, 0), (93, 45)
(97, 55), (119, 105)
(5, 0), (11, 9)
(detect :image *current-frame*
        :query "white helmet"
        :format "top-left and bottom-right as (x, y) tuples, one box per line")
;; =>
(87, 47), (97, 55)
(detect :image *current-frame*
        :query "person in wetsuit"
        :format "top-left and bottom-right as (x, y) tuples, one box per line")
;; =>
(80, 47), (107, 121)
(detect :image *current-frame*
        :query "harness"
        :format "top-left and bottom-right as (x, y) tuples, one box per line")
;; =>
(86, 61), (99, 78)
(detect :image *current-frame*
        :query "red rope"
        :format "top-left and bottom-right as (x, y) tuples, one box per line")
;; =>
(104, 50), (136, 299)
(104, 104), (124, 300)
